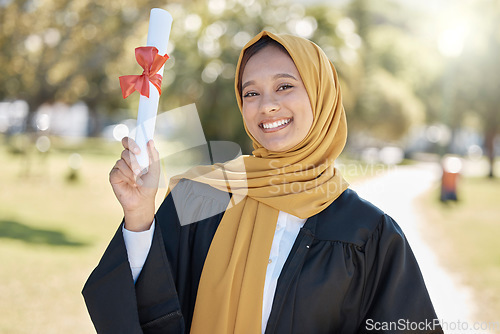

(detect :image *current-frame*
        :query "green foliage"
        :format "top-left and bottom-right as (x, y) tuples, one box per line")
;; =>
(1, 0), (499, 159)
(2, 0), (136, 107)
(157, 0), (353, 151)
(367, 68), (425, 140)
(345, 0), (432, 142)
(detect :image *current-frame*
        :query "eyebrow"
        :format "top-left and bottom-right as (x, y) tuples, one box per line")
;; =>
(241, 73), (299, 92)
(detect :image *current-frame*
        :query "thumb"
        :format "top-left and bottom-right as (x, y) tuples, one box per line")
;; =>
(138, 140), (160, 192)
(143, 140), (160, 184)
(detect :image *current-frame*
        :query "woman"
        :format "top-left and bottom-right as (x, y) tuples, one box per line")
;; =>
(83, 31), (443, 334)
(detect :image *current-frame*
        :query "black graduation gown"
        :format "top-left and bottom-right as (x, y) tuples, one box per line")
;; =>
(82, 180), (443, 334)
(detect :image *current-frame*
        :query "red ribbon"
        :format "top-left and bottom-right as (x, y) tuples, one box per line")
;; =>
(119, 46), (169, 99)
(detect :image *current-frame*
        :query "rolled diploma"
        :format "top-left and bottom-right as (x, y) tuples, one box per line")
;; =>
(135, 8), (172, 171)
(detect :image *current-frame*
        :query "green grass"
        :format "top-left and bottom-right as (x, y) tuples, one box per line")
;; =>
(0, 137), (393, 333)
(0, 137), (167, 334)
(418, 177), (500, 321)
(2, 135), (499, 331)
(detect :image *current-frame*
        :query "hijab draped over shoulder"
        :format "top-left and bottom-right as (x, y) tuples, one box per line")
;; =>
(169, 30), (349, 334)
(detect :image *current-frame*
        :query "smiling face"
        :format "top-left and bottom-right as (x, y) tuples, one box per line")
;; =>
(240, 44), (314, 153)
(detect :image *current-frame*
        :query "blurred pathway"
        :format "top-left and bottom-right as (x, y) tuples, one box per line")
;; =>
(350, 162), (483, 332)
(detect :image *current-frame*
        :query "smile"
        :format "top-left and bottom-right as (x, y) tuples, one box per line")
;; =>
(259, 118), (292, 131)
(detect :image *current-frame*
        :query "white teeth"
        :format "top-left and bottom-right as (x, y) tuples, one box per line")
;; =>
(262, 119), (290, 129)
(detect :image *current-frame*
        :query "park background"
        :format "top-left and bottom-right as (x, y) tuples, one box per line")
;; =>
(1, 0), (499, 332)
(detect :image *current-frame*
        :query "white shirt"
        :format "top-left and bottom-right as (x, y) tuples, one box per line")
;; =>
(123, 211), (306, 334)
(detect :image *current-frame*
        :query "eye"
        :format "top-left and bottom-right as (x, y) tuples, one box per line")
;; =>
(278, 84), (293, 91)
(243, 91), (259, 98)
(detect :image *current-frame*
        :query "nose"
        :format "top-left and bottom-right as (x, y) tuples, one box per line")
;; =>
(259, 92), (280, 114)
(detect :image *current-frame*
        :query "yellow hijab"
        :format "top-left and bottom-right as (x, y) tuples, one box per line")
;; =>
(170, 30), (348, 333)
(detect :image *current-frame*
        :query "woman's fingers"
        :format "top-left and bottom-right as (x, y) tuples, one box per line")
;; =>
(109, 160), (131, 185)
(110, 159), (142, 186)
(122, 137), (141, 155)
(121, 149), (142, 177)
(116, 159), (138, 184)
(138, 140), (161, 190)
(147, 140), (160, 176)
(118, 137), (160, 191)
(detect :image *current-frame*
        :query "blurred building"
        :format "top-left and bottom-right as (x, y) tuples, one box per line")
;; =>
(404, 124), (486, 158)
(0, 100), (29, 135)
(0, 100), (90, 140)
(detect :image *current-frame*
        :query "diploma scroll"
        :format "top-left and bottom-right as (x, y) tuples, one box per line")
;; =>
(135, 8), (172, 171)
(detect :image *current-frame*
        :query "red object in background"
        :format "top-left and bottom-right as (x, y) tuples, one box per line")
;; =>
(440, 156), (462, 202)
(441, 171), (459, 201)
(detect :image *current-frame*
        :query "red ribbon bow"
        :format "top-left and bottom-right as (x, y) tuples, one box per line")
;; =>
(119, 46), (169, 99)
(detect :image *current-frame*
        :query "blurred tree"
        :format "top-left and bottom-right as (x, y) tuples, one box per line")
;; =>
(157, 0), (353, 152)
(0, 0), (165, 135)
(0, 0), (352, 153)
(1, 0), (463, 158)
(460, 0), (500, 178)
(159, 0), (437, 150)
(427, 0), (500, 178)
(345, 0), (435, 143)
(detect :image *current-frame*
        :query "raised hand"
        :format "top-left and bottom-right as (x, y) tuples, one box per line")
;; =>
(109, 137), (161, 231)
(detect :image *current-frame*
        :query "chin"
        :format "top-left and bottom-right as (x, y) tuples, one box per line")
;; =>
(262, 142), (293, 153)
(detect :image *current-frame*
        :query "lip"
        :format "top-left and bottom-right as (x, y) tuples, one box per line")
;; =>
(259, 117), (293, 133)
